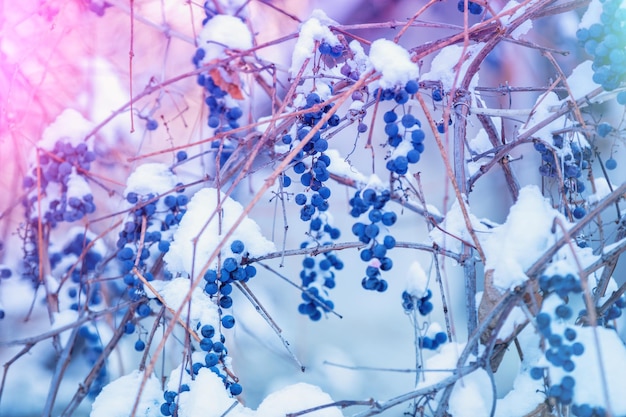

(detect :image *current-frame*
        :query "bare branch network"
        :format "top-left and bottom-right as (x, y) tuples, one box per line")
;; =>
(0, 0), (624, 417)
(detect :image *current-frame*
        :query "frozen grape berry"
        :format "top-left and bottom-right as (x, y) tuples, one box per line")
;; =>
(230, 240), (245, 254)
(221, 315), (235, 329)
(146, 119), (158, 131)
(605, 158), (617, 170)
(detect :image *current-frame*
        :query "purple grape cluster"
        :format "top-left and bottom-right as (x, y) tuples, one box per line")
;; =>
(297, 246), (343, 321)
(419, 331), (447, 350)
(192, 10), (244, 134)
(575, 0), (625, 91)
(538, 273), (583, 299)
(401, 289), (434, 315)
(457, 0), (483, 15)
(375, 81), (427, 175)
(204, 241), (257, 293)
(349, 189), (397, 292)
(78, 325), (109, 398)
(571, 404), (607, 417)
(118, 190), (189, 315)
(177, 321), (242, 409)
(20, 141), (98, 285)
(295, 200), (343, 321)
(534, 136), (590, 219)
(22, 141), (97, 226)
(51, 232), (104, 310)
(318, 41), (345, 59)
(533, 310), (585, 378)
(160, 384), (190, 416)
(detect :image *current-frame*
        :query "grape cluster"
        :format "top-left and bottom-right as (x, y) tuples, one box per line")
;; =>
(202, 241), (256, 335)
(601, 295), (626, 323)
(282, 92), (348, 320)
(571, 404), (607, 417)
(203, 241), (257, 307)
(20, 142), (97, 282)
(318, 41), (345, 60)
(532, 274), (586, 376)
(284, 93), (341, 164)
(575, 0), (625, 91)
(181, 322), (242, 403)
(538, 273), (583, 299)
(160, 384), (190, 416)
(297, 247), (343, 321)
(0, 263), (11, 318)
(51, 232), (104, 310)
(192, 10), (244, 134)
(375, 81), (427, 175)
(118, 190), (188, 316)
(534, 312), (585, 374)
(534, 135), (590, 219)
(457, 0), (483, 15)
(78, 325), (108, 398)
(196, 72), (244, 132)
(401, 289), (434, 316)
(23, 140), (97, 226)
(284, 95), (339, 221)
(531, 317), (585, 408)
(295, 197), (344, 321)
(349, 189), (397, 292)
(419, 330), (447, 350)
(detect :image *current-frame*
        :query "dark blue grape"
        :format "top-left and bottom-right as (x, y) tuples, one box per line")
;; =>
(405, 80), (419, 94)
(605, 158), (617, 170)
(146, 119), (158, 131)
(221, 315), (235, 328)
(230, 240), (245, 254)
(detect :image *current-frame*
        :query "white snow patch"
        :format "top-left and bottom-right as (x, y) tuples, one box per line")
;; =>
(416, 343), (492, 417)
(467, 128), (495, 176)
(500, 0), (533, 39)
(177, 369), (245, 417)
(289, 10), (340, 76)
(164, 188), (275, 276)
(368, 39), (419, 89)
(198, 15), (253, 63)
(256, 382), (342, 417)
(406, 261), (429, 298)
(587, 177), (615, 204)
(579, 0), (603, 29)
(518, 92), (562, 148)
(421, 43), (484, 91)
(539, 295), (626, 414)
(469, 128), (494, 155)
(52, 309), (79, 348)
(348, 40), (370, 76)
(429, 198), (490, 254)
(40, 108), (94, 150)
(494, 372), (544, 417)
(66, 168), (92, 199)
(164, 367), (341, 417)
(325, 149), (368, 183)
(483, 186), (565, 291)
(497, 305), (527, 341)
(150, 277), (220, 330)
(448, 368), (492, 417)
(125, 163), (176, 196)
(84, 57), (132, 145)
(566, 61), (601, 99)
(90, 370), (162, 417)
